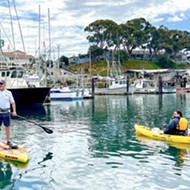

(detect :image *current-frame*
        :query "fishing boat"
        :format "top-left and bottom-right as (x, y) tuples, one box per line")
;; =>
(95, 57), (129, 94)
(83, 88), (93, 99)
(162, 84), (176, 93)
(134, 124), (190, 144)
(176, 83), (190, 92)
(0, 2), (50, 105)
(50, 86), (83, 101)
(0, 65), (50, 104)
(130, 78), (157, 94)
(107, 77), (127, 90)
(94, 77), (128, 95)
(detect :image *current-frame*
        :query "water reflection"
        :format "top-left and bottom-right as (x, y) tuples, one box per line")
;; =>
(136, 134), (190, 169)
(0, 162), (13, 189)
(38, 152), (53, 165)
(6, 94), (190, 189)
(16, 104), (47, 120)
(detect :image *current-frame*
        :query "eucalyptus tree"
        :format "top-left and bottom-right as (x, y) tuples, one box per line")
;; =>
(87, 45), (105, 61)
(84, 19), (119, 49)
(120, 18), (152, 58)
(182, 31), (190, 54)
(84, 18), (190, 64)
(59, 55), (69, 66)
(145, 26), (162, 60)
(143, 25), (172, 60)
(158, 27), (190, 60)
(169, 30), (190, 59)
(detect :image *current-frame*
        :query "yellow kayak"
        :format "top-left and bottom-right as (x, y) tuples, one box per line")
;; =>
(134, 124), (190, 144)
(0, 142), (29, 163)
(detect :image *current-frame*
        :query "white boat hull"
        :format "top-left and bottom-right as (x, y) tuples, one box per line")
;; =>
(50, 88), (83, 101)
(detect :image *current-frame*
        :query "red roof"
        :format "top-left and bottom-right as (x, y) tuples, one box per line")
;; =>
(3, 50), (34, 59)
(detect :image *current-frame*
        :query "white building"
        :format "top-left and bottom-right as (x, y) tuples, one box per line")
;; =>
(68, 55), (89, 65)
(2, 50), (34, 65)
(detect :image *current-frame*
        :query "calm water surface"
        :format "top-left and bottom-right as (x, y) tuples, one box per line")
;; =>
(1, 93), (190, 189)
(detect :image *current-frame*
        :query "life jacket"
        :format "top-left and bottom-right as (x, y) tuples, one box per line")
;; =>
(176, 117), (188, 131)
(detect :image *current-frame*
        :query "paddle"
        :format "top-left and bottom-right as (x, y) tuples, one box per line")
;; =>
(16, 115), (53, 134)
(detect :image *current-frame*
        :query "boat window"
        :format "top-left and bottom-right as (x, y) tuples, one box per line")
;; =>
(143, 83), (147, 88)
(1, 71), (5, 77)
(18, 71), (23, 78)
(1, 71), (10, 77)
(150, 82), (155, 87)
(11, 71), (17, 78)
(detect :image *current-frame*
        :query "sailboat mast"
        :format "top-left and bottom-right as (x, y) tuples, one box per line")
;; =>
(38, 5), (41, 57)
(13, 0), (25, 52)
(48, 8), (51, 63)
(7, 0), (15, 50)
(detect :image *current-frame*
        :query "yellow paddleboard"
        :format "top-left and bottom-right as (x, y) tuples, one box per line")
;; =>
(0, 142), (29, 163)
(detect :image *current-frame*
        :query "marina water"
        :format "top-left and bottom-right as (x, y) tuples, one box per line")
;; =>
(0, 93), (190, 189)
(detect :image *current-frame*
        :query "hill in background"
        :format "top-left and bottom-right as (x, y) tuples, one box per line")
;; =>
(68, 60), (189, 76)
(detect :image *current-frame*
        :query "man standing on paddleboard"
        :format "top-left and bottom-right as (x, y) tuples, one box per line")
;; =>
(0, 79), (18, 149)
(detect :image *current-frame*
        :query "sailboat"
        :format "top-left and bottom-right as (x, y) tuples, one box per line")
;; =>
(0, 1), (50, 105)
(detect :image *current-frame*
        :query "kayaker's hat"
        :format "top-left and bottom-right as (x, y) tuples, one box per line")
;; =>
(0, 80), (5, 84)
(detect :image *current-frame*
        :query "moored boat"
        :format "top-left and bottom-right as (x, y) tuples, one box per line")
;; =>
(134, 124), (190, 144)
(10, 87), (50, 104)
(50, 86), (83, 101)
(0, 66), (50, 105)
(131, 79), (157, 94)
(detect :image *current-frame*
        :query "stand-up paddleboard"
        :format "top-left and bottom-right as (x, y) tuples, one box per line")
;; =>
(0, 142), (29, 163)
(0, 158), (28, 168)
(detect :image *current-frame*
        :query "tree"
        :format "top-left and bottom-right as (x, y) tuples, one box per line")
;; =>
(155, 55), (175, 68)
(88, 45), (105, 60)
(117, 50), (129, 64)
(59, 55), (69, 66)
(85, 18), (190, 65)
(120, 18), (152, 57)
(166, 30), (190, 60)
(142, 25), (171, 60)
(84, 19), (119, 49)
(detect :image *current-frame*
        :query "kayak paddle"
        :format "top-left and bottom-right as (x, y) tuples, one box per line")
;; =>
(16, 115), (53, 134)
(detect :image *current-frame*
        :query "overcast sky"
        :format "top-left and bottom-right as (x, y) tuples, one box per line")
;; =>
(1, 0), (190, 59)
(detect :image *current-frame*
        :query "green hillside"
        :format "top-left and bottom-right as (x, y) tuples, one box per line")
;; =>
(68, 59), (189, 76)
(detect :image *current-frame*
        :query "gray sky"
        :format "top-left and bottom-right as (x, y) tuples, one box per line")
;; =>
(1, 0), (190, 58)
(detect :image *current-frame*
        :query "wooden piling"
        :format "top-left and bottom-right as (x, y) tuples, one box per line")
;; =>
(158, 76), (162, 94)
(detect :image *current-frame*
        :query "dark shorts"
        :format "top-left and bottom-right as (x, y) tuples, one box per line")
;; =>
(0, 113), (10, 127)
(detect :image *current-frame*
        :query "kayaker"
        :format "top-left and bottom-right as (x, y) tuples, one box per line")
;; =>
(164, 110), (188, 135)
(0, 79), (18, 149)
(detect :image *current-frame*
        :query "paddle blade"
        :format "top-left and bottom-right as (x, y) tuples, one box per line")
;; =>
(16, 115), (53, 134)
(41, 126), (53, 134)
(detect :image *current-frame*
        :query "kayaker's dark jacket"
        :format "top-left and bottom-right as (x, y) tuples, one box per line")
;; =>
(164, 117), (188, 135)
